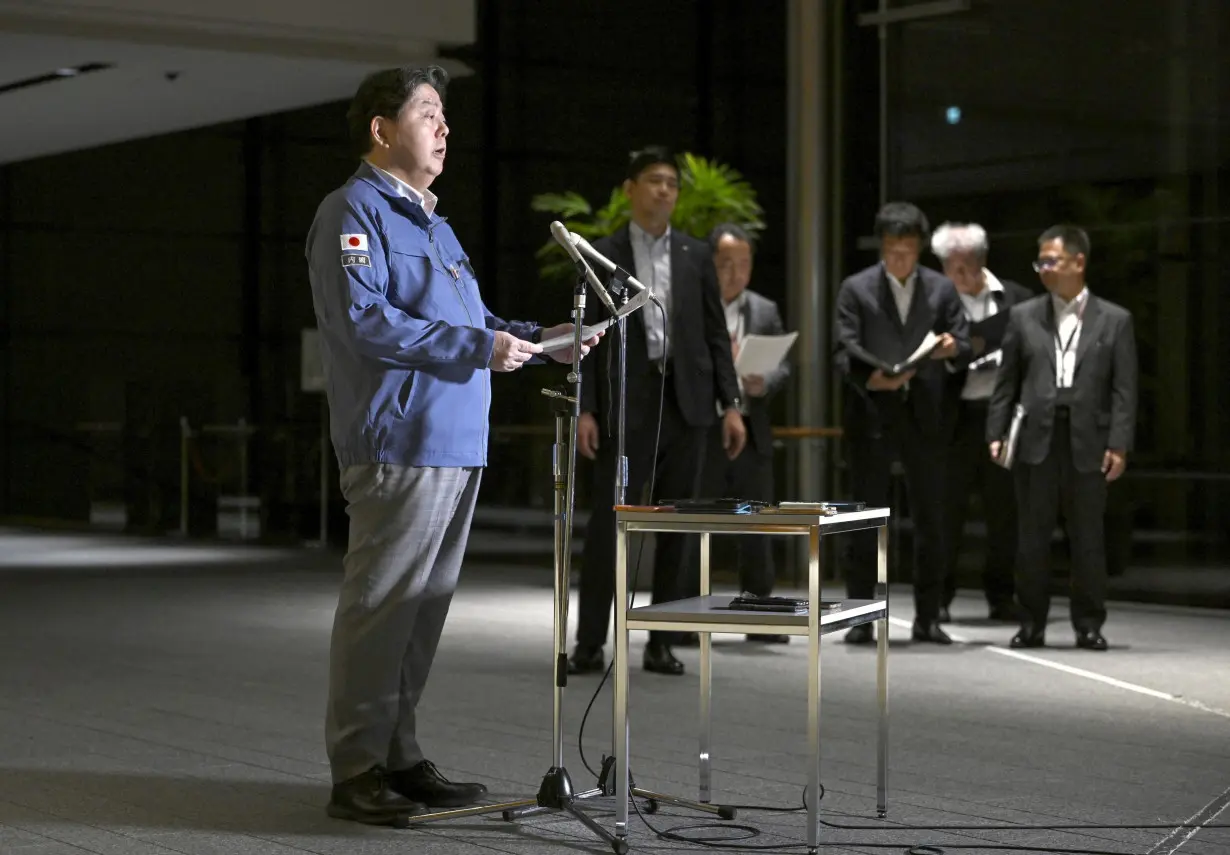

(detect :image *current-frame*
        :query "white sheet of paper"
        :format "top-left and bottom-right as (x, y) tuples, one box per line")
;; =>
(537, 287), (654, 353)
(903, 330), (940, 366)
(734, 332), (798, 376)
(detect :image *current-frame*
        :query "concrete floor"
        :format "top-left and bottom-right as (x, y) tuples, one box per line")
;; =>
(0, 526), (1227, 855)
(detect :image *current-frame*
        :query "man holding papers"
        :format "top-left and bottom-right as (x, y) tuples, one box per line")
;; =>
(568, 147), (745, 677)
(834, 201), (971, 645)
(930, 223), (1033, 623)
(679, 224), (793, 643)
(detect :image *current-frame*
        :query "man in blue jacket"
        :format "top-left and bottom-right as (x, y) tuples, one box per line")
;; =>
(306, 65), (597, 826)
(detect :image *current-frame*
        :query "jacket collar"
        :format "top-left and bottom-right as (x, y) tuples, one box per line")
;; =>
(353, 161), (438, 226)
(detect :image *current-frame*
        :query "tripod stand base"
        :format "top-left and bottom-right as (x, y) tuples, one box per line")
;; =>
(495, 766), (627, 853)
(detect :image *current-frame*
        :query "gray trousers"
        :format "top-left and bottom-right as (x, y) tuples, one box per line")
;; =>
(325, 464), (481, 784)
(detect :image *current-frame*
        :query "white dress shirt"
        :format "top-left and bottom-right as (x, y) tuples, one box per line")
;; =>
(885, 265), (917, 323)
(366, 161), (439, 216)
(957, 269), (1005, 401)
(629, 221), (672, 362)
(1052, 287), (1089, 388)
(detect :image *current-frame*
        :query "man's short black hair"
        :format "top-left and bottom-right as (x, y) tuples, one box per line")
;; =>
(626, 145), (679, 182)
(873, 201), (930, 241)
(709, 222), (754, 254)
(346, 65), (449, 157)
(1039, 224), (1091, 261)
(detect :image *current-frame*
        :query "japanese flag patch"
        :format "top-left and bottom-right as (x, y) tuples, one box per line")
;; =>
(340, 234), (368, 252)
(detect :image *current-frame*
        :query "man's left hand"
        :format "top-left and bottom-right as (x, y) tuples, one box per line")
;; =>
(539, 323), (602, 364)
(1102, 448), (1127, 482)
(930, 332), (958, 360)
(722, 408), (747, 460)
(742, 374), (766, 397)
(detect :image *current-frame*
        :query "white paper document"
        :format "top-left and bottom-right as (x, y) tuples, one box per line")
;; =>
(903, 330), (940, 368)
(734, 332), (798, 376)
(537, 288), (655, 354)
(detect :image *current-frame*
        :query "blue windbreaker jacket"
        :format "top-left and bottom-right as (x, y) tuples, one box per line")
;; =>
(306, 163), (540, 468)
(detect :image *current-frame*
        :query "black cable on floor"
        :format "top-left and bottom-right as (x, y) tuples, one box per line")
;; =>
(577, 303), (669, 780)
(631, 783), (1230, 853)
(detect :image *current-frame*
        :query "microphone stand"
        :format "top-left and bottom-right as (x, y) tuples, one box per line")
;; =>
(496, 266), (629, 853)
(502, 257), (728, 843)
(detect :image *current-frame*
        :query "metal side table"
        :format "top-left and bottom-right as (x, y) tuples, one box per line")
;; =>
(612, 507), (891, 854)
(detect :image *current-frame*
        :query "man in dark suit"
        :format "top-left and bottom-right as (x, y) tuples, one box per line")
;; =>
(987, 225), (1136, 651)
(681, 223), (791, 644)
(834, 201), (971, 645)
(930, 222), (1033, 623)
(568, 147), (746, 676)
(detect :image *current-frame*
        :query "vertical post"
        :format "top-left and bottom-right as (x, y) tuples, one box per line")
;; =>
(877, 0), (889, 206)
(806, 524), (822, 853)
(787, 0), (829, 504)
(876, 520), (890, 817)
(698, 531), (712, 803)
(614, 518), (630, 841)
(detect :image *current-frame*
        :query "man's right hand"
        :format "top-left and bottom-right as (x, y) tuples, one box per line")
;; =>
(866, 368), (914, 391)
(577, 412), (600, 460)
(490, 331), (542, 372)
(989, 441), (1002, 462)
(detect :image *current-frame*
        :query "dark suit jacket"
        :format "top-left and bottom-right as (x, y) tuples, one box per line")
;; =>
(834, 264), (971, 442)
(734, 289), (790, 458)
(579, 225), (740, 432)
(944, 276), (1034, 403)
(987, 291), (1137, 473)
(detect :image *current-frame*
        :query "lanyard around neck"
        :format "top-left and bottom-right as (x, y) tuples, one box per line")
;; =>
(1055, 296), (1088, 355)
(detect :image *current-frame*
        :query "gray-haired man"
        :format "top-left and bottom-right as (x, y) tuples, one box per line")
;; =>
(930, 222), (1032, 622)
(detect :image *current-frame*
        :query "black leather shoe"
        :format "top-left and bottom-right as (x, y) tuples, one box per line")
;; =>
(988, 603), (1018, 622)
(327, 766), (425, 824)
(1010, 627), (1045, 649)
(389, 760), (488, 808)
(643, 641), (685, 675)
(911, 620), (953, 645)
(747, 634), (790, 644)
(1075, 630), (1108, 651)
(845, 623), (874, 645)
(937, 606), (952, 624)
(567, 645), (604, 674)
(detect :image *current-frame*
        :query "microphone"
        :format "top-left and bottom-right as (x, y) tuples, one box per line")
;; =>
(568, 232), (663, 306)
(550, 221), (618, 315)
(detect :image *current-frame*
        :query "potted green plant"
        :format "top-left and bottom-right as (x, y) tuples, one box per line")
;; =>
(530, 152), (766, 286)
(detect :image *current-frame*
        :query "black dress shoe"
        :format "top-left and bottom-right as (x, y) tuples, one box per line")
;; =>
(746, 634), (790, 644)
(937, 606), (952, 624)
(327, 766), (425, 824)
(566, 645), (604, 674)
(1075, 630), (1108, 651)
(844, 623), (874, 645)
(389, 760), (488, 808)
(643, 641), (685, 675)
(911, 620), (953, 645)
(1010, 627), (1045, 649)
(988, 603), (1018, 622)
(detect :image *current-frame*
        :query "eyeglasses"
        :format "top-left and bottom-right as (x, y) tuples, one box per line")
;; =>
(1032, 256), (1064, 272)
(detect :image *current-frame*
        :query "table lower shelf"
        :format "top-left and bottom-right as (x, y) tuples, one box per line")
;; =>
(625, 596), (886, 636)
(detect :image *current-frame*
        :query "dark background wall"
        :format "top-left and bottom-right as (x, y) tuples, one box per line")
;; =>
(0, 0), (792, 534)
(0, 0), (1227, 592)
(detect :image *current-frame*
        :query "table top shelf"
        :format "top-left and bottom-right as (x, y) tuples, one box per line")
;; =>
(625, 596), (886, 635)
(615, 506), (890, 534)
